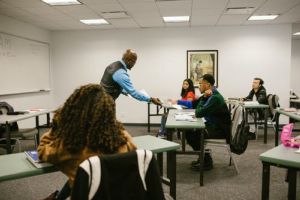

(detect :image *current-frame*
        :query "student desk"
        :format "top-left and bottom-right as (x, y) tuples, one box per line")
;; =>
(290, 99), (300, 109)
(0, 109), (53, 154)
(0, 135), (180, 199)
(259, 144), (300, 200)
(243, 104), (269, 144)
(274, 108), (300, 146)
(147, 102), (166, 132)
(165, 109), (206, 186)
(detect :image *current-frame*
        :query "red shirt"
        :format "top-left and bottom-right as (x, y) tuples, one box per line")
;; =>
(182, 91), (196, 101)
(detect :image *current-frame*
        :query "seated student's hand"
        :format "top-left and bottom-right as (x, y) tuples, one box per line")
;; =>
(167, 99), (177, 105)
(151, 97), (162, 106)
(204, 89), (212, 97)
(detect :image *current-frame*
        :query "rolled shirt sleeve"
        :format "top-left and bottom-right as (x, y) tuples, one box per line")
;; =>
(112, 68), (150, 102)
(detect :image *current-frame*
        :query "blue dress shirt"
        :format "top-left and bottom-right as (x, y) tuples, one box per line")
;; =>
(112, 60), (150, 102)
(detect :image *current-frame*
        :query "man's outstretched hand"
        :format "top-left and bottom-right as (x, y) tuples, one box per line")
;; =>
(150, 97), (162, 106)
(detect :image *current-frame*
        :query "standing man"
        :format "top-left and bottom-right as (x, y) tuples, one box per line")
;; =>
(187, 74), (231, 171)
(100, 49), (161, 105)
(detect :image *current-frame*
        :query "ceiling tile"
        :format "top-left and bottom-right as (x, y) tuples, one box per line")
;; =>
(191, 14), (219, 26)
(193, 0), (227, 9)
(108, 18), (139, 28)
(2, 0), (46, 7)
(255, 0), (300, 15)
(217, 14), (249, 25)
(88, 3), (123, 13)
(55, 4), (99, 19)
(227, 0), (265, 8)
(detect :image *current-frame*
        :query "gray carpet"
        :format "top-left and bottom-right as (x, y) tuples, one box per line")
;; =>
(0, 125), (299, 200)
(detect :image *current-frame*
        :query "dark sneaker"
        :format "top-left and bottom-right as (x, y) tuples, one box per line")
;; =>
(190, 150), (212, 166)
(247, 132), (256, 140)
(156, 131), (166, 139)
(191, 153), (213, 171)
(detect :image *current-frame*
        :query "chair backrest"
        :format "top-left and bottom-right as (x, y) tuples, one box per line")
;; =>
(230, 105), (243, 137)
(267, 94), (280, 118)
(0, 102), (19, 136)
(71, 149), (165, 200)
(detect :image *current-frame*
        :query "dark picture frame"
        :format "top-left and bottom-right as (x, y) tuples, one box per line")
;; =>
(187, 50), (218, 87)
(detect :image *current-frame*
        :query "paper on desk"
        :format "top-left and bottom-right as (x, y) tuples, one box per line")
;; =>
(175, 112), (196, 121)
(295, 148), (300, 154)
(243, 101), (259, 105)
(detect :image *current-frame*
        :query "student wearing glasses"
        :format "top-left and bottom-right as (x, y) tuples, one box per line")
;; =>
(187, 74), (231, 171)
(100, 49), (161, 106)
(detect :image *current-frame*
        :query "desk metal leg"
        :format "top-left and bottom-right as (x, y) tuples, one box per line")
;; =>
(167, 150), (176, 200)
(275, 113), (280, 146)
(262, 162), (270, 200)
(35, 116), (40, 147)
(5, 122), (12, 154)
(200, 130), (205, 186)
(47, 113), (50, 127)
(147, 103), (150, 132)
(264, 108), (268, 144)
(287, 168), (297, 200)
(157, 153), (163, 176)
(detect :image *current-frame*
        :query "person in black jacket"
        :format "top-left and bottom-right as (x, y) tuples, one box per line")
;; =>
(242, 77), (267, 139)
(242, 77), (267, 104)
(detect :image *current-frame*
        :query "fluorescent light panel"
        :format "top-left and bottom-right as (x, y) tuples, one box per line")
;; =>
(293, 32), (300, 36)
(163, 16), (190, 23)
(41, 0), (81, 6)
(248, 15), (279, 21)
(80, 19), (109, 25)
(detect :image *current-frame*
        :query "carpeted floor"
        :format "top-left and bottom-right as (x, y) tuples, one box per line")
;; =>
(0, 125), (299, 200)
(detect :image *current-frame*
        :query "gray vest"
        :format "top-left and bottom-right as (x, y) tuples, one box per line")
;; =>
(100, 61), (124, 100)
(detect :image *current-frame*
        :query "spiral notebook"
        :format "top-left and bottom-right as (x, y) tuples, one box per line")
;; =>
(24, 150), (52, 168)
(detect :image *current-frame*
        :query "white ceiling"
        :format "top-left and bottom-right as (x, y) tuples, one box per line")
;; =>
(0, 0), (300, 31)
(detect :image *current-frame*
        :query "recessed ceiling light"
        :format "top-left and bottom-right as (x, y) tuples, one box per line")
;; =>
(80, 19), (109, 25)
(41, 0), (81, 6)
(293, 32), (300, 36)
(163, 16), (190, 23)
(248, 15), (279, 21)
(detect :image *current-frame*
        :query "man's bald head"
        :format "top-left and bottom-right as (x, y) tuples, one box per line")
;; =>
(122, 49), (137, 70)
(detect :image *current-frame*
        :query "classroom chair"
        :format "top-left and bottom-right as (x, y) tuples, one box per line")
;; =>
(204, 105), (243, 174)
(71, 149), (168, 200)
(0, 102), (38, 152)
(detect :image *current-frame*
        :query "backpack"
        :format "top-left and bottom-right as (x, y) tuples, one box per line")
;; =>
(267, 94), (280, 119)
(229, 105), (249, 155)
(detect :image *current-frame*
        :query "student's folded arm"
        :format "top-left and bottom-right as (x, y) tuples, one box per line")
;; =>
(195, 97), (220, 118)
(122, 130), (137, 151)
(37, 130), (64, 164)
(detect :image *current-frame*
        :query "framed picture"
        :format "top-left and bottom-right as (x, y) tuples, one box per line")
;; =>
(187, 50), (218, 87)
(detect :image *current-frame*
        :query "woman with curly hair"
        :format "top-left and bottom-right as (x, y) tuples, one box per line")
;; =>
(38, 84), (136, 199)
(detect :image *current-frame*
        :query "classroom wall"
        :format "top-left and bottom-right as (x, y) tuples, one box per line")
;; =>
(0, 15), (53, 127)
(291, 39), (300, 96)
(52, 24), (292, 123)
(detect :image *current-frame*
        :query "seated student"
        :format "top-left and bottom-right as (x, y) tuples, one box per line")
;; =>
(157, 78), (196, 138)
(186, 74), (231, 171)
(241, 77), (267, 139)
(38, 84), (136, 199)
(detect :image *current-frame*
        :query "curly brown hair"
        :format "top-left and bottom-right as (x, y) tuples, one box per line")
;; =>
(51, 84), (127, 154)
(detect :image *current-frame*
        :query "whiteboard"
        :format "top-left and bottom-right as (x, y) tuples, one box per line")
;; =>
(0, 32), (50, 95)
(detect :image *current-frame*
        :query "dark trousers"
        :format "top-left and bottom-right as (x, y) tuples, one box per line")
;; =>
(186, 125), (226, 151)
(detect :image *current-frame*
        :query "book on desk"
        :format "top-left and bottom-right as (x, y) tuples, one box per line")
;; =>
(24, 150), (52, 168)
